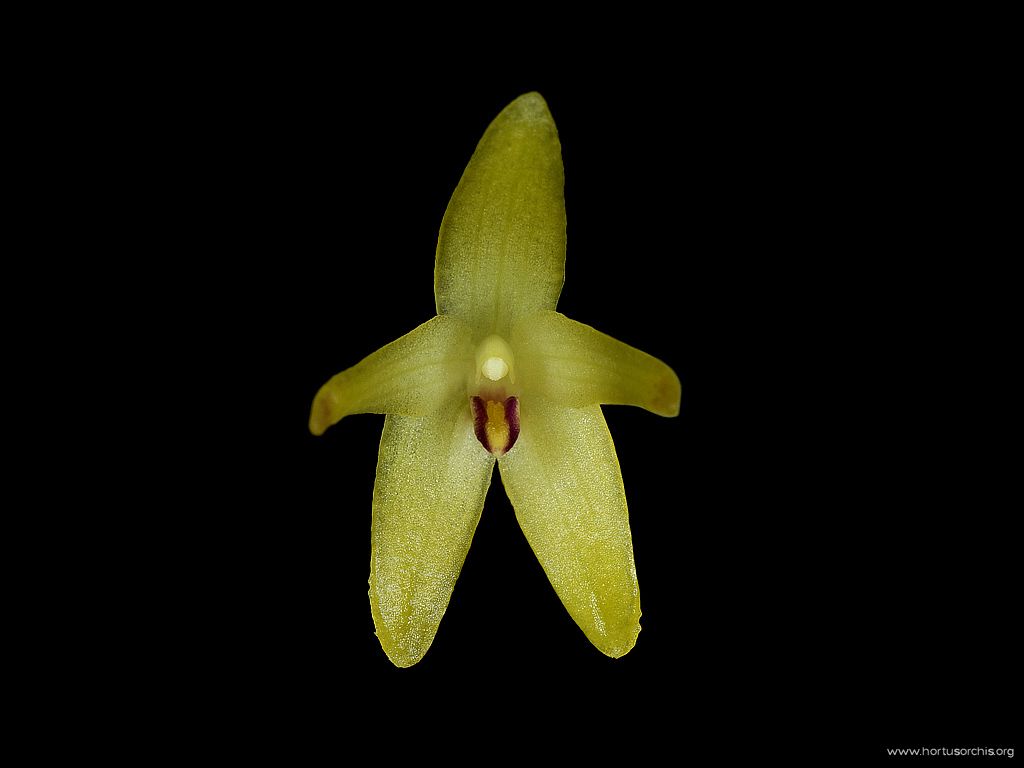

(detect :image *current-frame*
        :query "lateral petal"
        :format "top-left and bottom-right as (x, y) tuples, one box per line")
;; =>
(512, 311), (681, 416)
(434, 92), (566, 334)
(369, 398), (496, 667)
(498, 397), (641, 658)
(309, 315), (472, 436)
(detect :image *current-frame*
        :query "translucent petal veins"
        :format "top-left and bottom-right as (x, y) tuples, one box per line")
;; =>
(512, 311), (680, 416)
(370, 400), (495, 667)
(434, 92), (566, 334)
(308, 315), (473, 436)
(498, 397), (641, 657)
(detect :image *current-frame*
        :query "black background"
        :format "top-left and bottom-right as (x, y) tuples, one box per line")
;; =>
(102, 21), (1017, 761)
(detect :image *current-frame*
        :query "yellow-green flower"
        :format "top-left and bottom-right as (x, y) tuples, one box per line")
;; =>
(310, 92), (680, 667)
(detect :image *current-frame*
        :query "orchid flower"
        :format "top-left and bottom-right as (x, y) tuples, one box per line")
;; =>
(310, 92), (680, 667)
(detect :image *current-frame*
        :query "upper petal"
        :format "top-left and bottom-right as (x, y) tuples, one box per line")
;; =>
(434, 92), (566, 334)
(309, 315), (473, 435)
(511, 311), (681, 416)
(498, 397), (641, 658)
(370, 397), (496, 667)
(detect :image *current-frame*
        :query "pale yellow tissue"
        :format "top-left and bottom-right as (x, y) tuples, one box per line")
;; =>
(311, 92), (679, 667)
(499, 397), (641, 658)
(369, 398), (495, 666)
(434, 93), (567, 334)
(512, 311), (680, 416)
(309, 315), (473, 436)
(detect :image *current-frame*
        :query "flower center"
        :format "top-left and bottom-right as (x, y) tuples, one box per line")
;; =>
(481, 356), (508, 381)
(471, 334), (519, 456)
(471, 395), (520, 457)
(475, 334), (515, 385)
